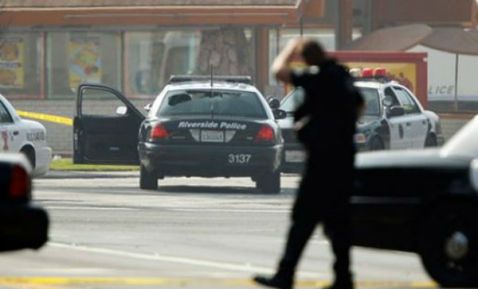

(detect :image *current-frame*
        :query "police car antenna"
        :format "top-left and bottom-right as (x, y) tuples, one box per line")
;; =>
(210, 65), (213, 87)
(210, 65), (215, 119)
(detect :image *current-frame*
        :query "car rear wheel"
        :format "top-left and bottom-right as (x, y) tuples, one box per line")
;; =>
(419, 203), (478, 287)
(140, 165), (158, 190)
(256, 171), (281, 194)
(20, 147), (35, 169)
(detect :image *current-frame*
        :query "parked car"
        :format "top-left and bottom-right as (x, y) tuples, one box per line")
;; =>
(351, 115), (478, 287)
(73, 76), (286, 194)
(278, 75), (444, 173)
(0, 94), (52, 177)
(0, 153), (49, 252)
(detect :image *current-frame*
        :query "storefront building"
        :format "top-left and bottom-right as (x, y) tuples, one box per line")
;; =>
(0, 0), (329, 153)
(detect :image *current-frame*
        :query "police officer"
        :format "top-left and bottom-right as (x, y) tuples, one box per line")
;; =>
(253, 38), (364, 289)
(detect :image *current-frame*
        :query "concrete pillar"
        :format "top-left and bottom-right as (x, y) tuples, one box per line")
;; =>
(337, 0), (354, 49)
(255, 26), (269, 94)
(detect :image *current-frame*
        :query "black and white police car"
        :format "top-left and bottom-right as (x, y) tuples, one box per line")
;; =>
(0, 94), (52, 177)
(278, 68), (444, 173)
(73, 76), (285, 194)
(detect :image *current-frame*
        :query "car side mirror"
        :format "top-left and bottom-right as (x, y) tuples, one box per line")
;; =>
(383, 97), (393, 107)
(116, 106), (128, 116)
(387, 106), (405, 118)
(144, 103), (152, 112)
(273, 109), (287, 120)
(268, 97), (281, 110)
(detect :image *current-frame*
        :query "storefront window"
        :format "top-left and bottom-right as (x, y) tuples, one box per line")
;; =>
(125, 31), (200, 98)
(0, 32), (42, 99)
(47, 32), (121, 99)
(125, 28), (255, 99)
(268, 28), (361, 91)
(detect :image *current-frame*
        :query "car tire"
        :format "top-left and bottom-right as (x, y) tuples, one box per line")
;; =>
(140, 165), (158, 190)
(256, 171), (281, 194)
(425, 134), (437, 147)
(369, 137), (384, 151)
(20, 147), (35, 169)
(418, 203), (478, 287)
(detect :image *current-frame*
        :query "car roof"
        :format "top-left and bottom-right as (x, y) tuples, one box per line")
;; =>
(164, 81), (259, 93)
(354, 80), (401, 90)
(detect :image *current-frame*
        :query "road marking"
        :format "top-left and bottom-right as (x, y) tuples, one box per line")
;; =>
(171, 208), (289, 214)
(46, 206), (137, 211)
(0, 277), (437, 288)
(16, 110), (73, 126)
(49, 242), (315, 277)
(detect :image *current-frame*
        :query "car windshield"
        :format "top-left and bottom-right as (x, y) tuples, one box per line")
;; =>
(280, 88), (304, 113)
(280, 87), (380, 116)
(360, 87), (381, 116)
(157, 89), (267, 119)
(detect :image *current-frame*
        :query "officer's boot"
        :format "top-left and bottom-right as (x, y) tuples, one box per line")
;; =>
(253, 263), (294, 289)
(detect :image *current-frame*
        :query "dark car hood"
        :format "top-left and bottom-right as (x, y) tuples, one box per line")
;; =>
(356, 148), (470, 169)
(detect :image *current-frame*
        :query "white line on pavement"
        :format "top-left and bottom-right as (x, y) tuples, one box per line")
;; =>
(49, 242), (320, 277)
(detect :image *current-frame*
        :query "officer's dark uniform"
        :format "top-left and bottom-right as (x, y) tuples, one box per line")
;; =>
(276, 59), (364, 289)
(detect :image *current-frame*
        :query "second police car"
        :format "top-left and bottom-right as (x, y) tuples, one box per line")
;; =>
(0, 94), (52, 177)
(278, 68), (444, 173)
(73, 76), (286, 194)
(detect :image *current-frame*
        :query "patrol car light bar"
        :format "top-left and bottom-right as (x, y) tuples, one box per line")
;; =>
(168, 75), (253, 85)
(350, 67), (390, 82)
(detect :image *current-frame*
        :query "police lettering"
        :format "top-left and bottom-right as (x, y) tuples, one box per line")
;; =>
(178, 121), (246, 130)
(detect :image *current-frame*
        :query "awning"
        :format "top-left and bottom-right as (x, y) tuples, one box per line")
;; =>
(343, 24), (433, 51)
(0, 0), (325, 26)
(345, 24), (478, 56)
(421, 28), (478, 55)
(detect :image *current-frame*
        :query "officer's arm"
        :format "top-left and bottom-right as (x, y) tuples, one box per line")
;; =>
(272, 39), (302, 84)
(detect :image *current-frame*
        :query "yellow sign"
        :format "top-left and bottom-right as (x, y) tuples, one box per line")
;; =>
(68, 36), (102, 90)
(0, 37), (25, 88)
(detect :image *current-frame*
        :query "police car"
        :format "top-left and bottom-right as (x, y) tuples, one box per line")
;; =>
(278, 68), (444, 173)
(0, 94), (52, 177)
(73, 76), (285, 194)
(352, 116), (478, 287)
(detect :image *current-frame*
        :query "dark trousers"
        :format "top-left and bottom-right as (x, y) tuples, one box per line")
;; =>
(277, 159), (353, 283)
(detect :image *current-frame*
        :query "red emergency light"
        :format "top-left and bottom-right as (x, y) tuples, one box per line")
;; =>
(361, 68), (373, 78)
(374, 68), (387, 78)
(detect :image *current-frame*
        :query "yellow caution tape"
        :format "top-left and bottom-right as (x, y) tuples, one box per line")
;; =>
(16, 110), (73, 126)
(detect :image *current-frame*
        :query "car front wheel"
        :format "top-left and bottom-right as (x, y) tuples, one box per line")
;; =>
(256, 171), (281, 194)
(419, 203), (478, 287)
(425, 134), (437, 147)
(140, 165), (158, 190)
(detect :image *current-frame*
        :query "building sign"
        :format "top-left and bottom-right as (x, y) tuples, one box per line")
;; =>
(0, 37), (25, 88)
(68, 36), (102, 89)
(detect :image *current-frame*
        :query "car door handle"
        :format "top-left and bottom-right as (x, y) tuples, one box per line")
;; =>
(406, 122), (411, 127)
(13, 131), (19, 136)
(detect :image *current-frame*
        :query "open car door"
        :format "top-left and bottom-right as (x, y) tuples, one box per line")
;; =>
(73, 84), (145, 165)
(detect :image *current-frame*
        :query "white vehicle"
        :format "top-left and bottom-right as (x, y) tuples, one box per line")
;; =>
(0, 94), (52, 177)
